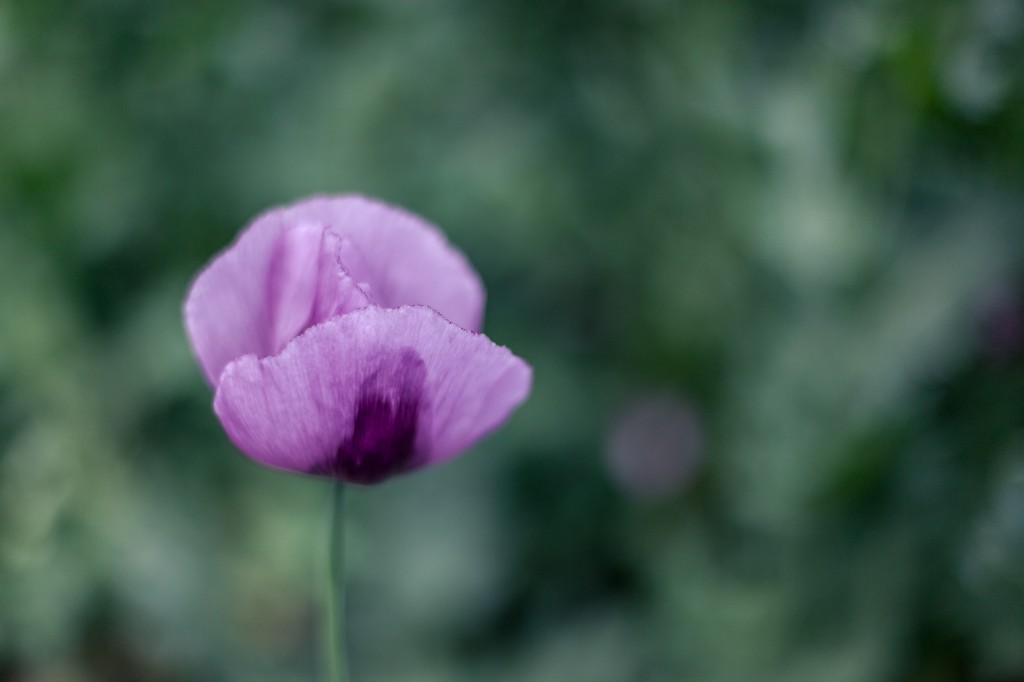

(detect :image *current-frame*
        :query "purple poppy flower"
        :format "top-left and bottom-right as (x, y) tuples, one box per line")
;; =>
(184, 195), (531, 484)
(980, 285), (1024, 363)
(605, 393), (702, 500)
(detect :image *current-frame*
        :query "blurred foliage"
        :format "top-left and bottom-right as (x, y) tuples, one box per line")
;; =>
(2, 0), (1024, 680)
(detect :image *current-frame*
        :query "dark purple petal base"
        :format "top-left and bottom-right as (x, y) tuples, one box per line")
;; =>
(310, 348), (427, 484)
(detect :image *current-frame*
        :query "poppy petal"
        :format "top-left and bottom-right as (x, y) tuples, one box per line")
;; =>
(212, 306), (531, 483)
(184, 215), (369, 386)
(277, 195), (486, 331)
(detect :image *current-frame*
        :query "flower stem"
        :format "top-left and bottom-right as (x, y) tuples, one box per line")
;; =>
(326, 481), (350, 682)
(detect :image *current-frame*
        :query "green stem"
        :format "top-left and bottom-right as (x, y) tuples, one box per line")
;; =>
(326, 482), (350, 682)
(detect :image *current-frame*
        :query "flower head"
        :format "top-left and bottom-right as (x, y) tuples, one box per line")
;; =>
(605, 393), (702, 500)
(184, 195), (531, 484)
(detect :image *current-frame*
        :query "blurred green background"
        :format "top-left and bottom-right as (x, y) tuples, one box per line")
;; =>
(2, 0), (1024, 680)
